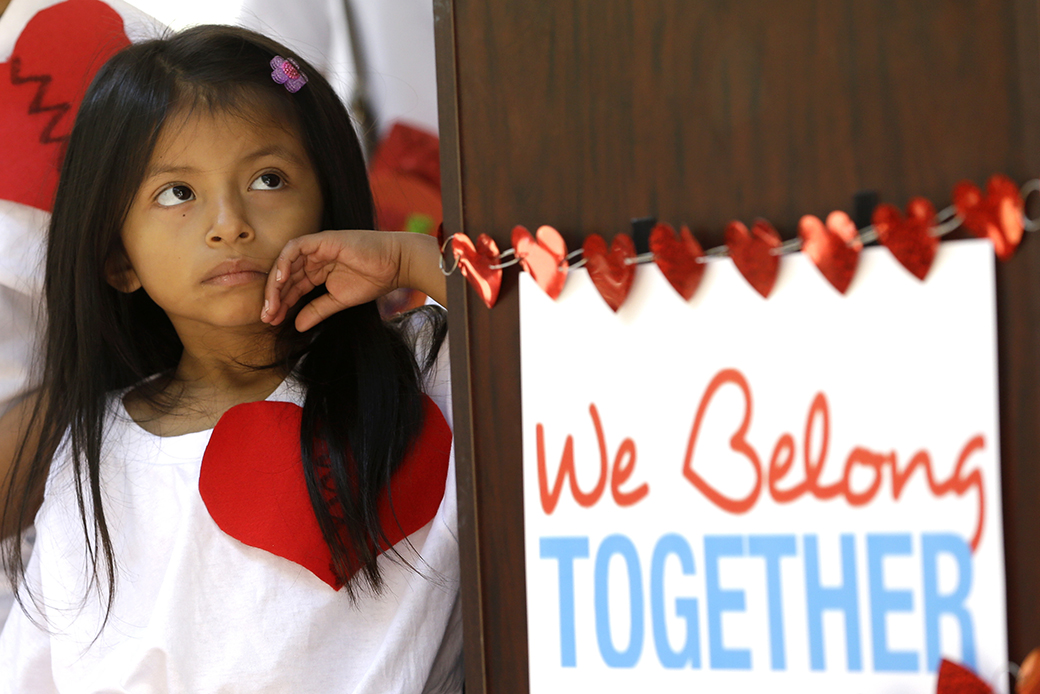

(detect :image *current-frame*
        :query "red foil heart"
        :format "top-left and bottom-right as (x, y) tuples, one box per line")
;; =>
(452, 232), (503, 308)
(583, 233), (636, 312)
(873, 198), (939, 280)
(650, 223), (705, 300)
(0, 0), (130, 212)
(953, 174), (1024, 261)
(935, 658), (994, 694)
(798, 211), (861, 294)
(725, 219), (781, 298)
(199, 397), (452, 590)
(512, 224), (568, 299)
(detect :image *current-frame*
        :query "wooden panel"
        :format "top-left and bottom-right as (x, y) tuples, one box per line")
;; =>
(434, 4), (491, 692)
(435, 2), (1040, 691)
(999, 0), (1040, 667)
(997, 240), (1040, 664)
(449, 1), (1039, 246)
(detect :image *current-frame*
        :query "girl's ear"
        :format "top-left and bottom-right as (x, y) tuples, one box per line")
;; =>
(105, 251), (142, 293)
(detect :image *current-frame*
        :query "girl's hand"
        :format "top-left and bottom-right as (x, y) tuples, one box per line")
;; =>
(261, 230), (446, 331)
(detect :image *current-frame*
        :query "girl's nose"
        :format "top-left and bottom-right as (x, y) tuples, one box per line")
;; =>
(206, 199), (256, 246)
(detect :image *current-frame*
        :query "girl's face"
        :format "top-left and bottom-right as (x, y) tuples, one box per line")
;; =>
(115, 108), (323, 336)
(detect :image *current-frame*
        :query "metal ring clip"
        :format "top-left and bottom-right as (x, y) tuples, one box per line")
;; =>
(856, 225), (879, 245)
(624, 252), (656, 265)
(488, 248), (519, 270)
(438, 234), (459, 276)
(1021, 179), (1040, 233)
(930, 205), (963, 238)
(770, 238), (802, 256)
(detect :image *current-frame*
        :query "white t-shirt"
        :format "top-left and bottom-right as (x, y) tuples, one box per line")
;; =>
(0, 339), (461, 694)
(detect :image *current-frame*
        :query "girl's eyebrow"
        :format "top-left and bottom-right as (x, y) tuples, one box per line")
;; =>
(240, 145), (307, 167)
(144, 163), (197, 179)
(144, 145), (307, 179)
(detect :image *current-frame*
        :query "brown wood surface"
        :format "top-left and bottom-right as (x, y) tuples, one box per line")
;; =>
(435, 2), (1040, 691)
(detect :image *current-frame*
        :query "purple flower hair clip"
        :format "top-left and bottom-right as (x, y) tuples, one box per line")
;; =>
(270, 56), (308, 93)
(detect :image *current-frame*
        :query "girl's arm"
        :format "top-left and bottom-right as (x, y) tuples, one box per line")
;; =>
(0, 392), (47, 539)
(262, 230), (445, 331)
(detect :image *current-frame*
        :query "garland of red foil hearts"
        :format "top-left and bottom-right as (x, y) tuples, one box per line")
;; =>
(438, 174), (1040, 311)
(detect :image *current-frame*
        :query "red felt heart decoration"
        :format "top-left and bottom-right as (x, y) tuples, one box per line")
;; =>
(512, 224), (568, 299)
(650, 223), (705, 300)
(583, 233), (635, 312)
(452, 232), (503, 308)
(953, 175), (1024, 261)
(199, 397), (452, 590)
(873, 198), (939, 280)
(725, 219), (781, 298)
(797, 211), (861, 294)
(935, 658), (994, 694)
(0, 0), (130, 212)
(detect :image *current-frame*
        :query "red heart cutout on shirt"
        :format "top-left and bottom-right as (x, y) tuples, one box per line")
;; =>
(798, 211), (861, 294)
(0, 0), (130, 212)
(512, 224), (568, 299)
(725, 219), (781, 298)
(452, 232), (502, 308)
(953, 175), (1024, 261)
(199, 397), (452, 589)
(583, 233), (635, 312)
(873, 198), (939, 280)
(650, 223), (705, 300)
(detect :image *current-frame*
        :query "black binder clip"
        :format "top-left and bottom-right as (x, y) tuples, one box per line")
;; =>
(853, 190), (879, 230)
(631, 216), (657, 255)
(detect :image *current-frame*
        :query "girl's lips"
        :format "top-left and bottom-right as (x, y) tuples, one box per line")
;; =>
(203, 270), (267, 287)
(202, 259), (268, 286)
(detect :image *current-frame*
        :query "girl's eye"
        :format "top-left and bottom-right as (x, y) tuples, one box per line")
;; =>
(250, 173), (284, 191)
(156, 185), (195, 207)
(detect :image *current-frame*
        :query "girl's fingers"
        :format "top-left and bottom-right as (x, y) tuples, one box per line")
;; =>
(284, 261), (333, 305)
(262, 230), (386, 326)
(294, 292), (348, 332)
(281, 279), (316, 313)
(262, 263), (285, 322)
(263, 238), (330, 322)
(263, 243), (298, 321)
(263, 269), (333, 327)
(267, 278), (315, 325)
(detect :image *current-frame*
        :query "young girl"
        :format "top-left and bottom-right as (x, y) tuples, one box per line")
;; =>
(0, 25), (459, 693)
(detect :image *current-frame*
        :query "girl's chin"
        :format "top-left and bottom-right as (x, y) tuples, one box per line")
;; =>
(171, 308), (275, 333)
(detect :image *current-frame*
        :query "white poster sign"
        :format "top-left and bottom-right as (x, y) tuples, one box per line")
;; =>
(520, 239), (1007, 692)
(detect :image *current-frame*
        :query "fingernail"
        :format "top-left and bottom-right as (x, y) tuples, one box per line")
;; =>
(262, 299), (269, 318)
(276, 269), (283, 282)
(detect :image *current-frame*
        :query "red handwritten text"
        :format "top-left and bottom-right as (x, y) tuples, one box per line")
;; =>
(682, 369), (986, 551)
(537, 404), (649, 514)
(537, 369), (986, 552)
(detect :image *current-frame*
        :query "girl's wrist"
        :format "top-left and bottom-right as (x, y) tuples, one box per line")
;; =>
(398, 232), (446, 306)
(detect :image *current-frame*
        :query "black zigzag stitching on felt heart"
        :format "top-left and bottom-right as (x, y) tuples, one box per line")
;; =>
(9, 56), (71, 145)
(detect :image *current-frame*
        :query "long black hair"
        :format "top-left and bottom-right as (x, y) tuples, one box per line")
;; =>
(1, 25), (446, 616)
